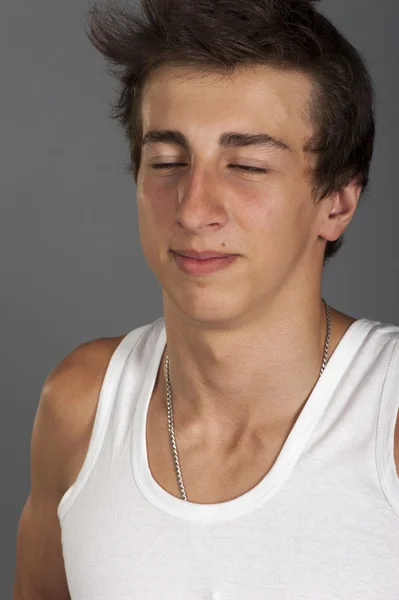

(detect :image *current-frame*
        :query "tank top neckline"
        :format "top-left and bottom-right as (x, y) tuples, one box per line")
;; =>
(132, 317), (376, 523)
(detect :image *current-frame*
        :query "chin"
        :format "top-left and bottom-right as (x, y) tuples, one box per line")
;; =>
(162, 287), (247, 327)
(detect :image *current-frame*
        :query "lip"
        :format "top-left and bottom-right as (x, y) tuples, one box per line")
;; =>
(172, 251), (238, 276)
(172, 250), (237, 260)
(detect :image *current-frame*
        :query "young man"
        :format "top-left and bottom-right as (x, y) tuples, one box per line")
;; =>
(13, 0), (399, 598)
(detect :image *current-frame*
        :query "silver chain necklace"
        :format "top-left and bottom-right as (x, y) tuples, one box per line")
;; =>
(164, 300), (331, 502)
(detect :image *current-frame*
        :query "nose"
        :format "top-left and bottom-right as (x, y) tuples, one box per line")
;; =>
(174, 166), (228, 232)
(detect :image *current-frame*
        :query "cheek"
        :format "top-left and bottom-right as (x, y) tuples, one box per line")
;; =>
(242, 184), (313, 265)
(136, 179), (177, 271)
(137, 178), (173, 231)
(239, 185), (284, 236)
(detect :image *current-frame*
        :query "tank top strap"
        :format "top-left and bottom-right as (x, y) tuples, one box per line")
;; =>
(376, 334), (399, 518)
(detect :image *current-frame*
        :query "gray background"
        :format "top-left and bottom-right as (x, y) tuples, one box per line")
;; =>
(1, 0), (398, 595)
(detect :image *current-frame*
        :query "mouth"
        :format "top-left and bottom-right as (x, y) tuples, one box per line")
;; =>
(171, 250), (238, 260)
(171, 251), (239, 276)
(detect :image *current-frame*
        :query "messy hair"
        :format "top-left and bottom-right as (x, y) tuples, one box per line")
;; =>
(86, 0), (376, 264)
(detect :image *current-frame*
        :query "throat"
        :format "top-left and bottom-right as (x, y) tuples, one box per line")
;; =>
(146, 387), (295, 504)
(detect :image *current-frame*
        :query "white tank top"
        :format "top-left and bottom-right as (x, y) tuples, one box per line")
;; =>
(57, 316), (399, 599)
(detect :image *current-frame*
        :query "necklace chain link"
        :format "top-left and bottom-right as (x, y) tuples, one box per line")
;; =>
(164, 300), (331, 502)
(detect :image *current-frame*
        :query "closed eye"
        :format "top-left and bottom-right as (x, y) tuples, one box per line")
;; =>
(230, 165), (269, 174)
(151, 163), (187, 170)
(151, 163), (269, 174)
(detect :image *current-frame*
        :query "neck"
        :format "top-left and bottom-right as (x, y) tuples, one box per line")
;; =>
(156, 294), (355, 446)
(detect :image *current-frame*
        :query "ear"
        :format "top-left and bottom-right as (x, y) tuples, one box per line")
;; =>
(318, 180), (362, 242)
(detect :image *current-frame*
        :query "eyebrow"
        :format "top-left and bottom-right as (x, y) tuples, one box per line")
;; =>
(141, 130), (292, 153)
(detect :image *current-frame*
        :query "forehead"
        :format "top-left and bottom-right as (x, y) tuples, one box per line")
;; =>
(140, 64), (315, 153)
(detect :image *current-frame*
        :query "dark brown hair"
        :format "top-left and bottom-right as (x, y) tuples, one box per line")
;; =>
(86, 0), (376, 264)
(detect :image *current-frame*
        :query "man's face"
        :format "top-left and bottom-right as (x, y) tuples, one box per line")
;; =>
(136, 64), (327, 324)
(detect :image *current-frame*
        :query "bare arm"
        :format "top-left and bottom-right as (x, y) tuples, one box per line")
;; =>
(13, 368), (74, 599)
(12, 336), (124, 599)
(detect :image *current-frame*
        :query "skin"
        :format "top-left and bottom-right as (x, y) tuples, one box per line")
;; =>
(135, 63), (368, 456)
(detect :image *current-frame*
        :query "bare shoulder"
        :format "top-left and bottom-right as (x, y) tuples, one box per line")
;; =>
(40, 334), (127, 493)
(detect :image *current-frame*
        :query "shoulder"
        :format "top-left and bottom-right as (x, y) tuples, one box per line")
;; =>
(44, 335), (125, 395)
(37, 335), (126, 494)
(41, 335), (126, 429)
(384, 329), (399, 479)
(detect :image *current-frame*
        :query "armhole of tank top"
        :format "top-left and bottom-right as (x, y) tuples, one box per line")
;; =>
(376, 334), (399, 519)
(57, 326), (148, 526)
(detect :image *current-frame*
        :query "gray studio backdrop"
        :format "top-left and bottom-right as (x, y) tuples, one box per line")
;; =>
(1, 0), (398, 596)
